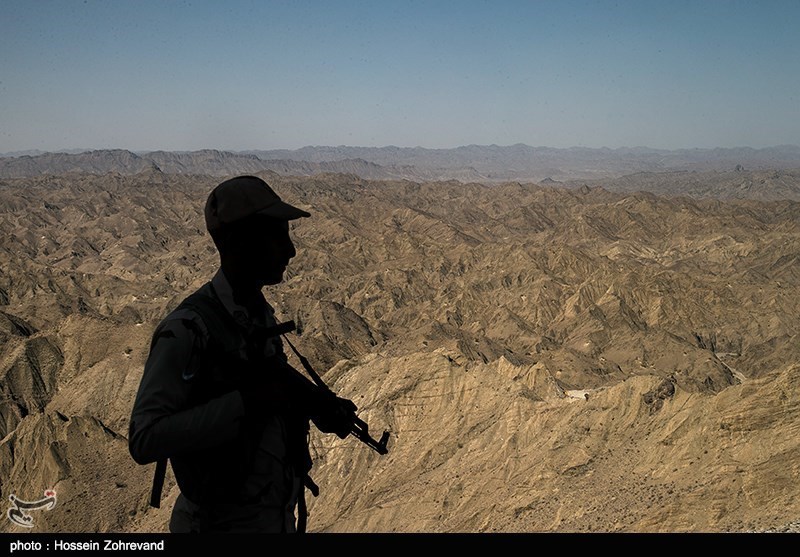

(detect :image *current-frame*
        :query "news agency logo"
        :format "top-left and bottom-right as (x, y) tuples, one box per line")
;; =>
(6, 490), (57, 528)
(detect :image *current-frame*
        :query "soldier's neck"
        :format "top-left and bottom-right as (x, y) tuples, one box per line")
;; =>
(219, 263), (264, 304)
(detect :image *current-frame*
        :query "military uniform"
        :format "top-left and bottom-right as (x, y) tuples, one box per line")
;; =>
(129, 269), (306, 533)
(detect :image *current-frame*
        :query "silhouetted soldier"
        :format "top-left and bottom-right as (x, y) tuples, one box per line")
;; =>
(129, 175), (357, 533)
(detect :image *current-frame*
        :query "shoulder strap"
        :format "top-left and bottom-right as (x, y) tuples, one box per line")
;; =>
(149, 459), (168, 508)
(179, 284), (296, 351)
(180, 284), (238, 353)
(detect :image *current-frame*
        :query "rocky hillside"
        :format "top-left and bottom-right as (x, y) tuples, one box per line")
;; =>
(0, 171), (798, 532)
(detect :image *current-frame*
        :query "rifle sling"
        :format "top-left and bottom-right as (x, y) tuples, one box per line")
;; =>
(149, 459), (168, 509)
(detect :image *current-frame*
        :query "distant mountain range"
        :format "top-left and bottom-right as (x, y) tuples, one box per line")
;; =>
(2, 144), (799, 182)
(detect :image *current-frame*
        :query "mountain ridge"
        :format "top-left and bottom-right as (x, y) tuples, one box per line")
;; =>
(3, 145), (800, 185)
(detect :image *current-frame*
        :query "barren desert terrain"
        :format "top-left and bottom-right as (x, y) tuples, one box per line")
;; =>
(1, 168), (798, 532)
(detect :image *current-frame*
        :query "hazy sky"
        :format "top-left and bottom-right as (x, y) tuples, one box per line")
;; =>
(2, 0), (798, 152)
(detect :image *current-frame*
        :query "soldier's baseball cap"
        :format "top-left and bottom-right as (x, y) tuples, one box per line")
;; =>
(204, 175), (310, 232)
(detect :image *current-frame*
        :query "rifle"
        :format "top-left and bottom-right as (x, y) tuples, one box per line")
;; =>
(270, 320), (390, 455)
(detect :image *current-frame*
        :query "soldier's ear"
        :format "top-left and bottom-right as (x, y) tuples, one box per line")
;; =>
(214, 229), (246, 258)
(209, 228), (227, 254)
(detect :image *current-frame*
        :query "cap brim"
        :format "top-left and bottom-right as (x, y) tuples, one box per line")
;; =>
(256, 200), (311, 220)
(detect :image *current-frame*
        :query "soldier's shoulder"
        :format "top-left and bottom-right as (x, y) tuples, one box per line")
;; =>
(158, 284), (216, 337)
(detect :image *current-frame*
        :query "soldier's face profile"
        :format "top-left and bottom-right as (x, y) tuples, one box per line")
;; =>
(231, 216), (297, 286)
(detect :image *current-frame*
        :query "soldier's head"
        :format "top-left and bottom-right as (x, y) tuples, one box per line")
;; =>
(205, 176), (310, 286)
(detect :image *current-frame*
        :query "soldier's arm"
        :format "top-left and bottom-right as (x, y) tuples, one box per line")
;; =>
(128, 316), (245, 465)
